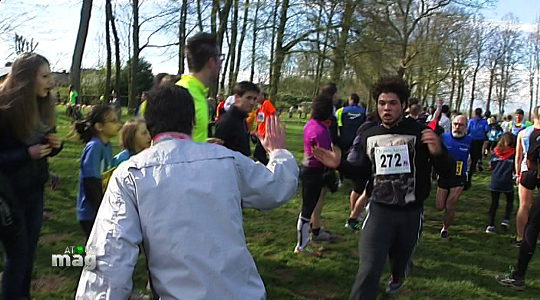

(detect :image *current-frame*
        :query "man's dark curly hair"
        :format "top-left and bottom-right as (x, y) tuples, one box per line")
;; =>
(371, 76), (410, 107)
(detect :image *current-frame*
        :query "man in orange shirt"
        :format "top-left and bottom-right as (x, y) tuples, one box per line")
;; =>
(254, 92), (275, 164)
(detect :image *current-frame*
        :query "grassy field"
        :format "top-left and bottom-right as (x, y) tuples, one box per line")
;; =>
(1, 106), (539, 299)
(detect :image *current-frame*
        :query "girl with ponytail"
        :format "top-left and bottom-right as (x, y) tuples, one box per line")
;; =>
(75, 105), (121, 238)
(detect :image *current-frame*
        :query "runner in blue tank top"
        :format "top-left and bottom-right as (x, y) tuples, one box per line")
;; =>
(436, 115), (472, 241)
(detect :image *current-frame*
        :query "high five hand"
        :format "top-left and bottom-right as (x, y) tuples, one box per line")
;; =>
(312, 144), (341, 169)
(261, 116), (286, 153)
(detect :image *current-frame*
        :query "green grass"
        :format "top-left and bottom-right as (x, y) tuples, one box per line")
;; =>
(2, 107), (539, 299)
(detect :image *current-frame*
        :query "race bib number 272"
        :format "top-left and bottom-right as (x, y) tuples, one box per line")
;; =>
(374, 145), (411, 175)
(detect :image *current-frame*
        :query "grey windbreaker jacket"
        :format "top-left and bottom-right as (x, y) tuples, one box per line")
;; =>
(76, 138), (299, 300)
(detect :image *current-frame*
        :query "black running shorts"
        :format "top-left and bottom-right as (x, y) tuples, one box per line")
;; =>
(438, 175), (467, 190)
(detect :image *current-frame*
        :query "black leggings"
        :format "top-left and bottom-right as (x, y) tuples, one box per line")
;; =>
(299, 167), (325, 220)
(470, 139), (484, 175)
(488, 191), (513, 226)
(515, 192), (540, 277)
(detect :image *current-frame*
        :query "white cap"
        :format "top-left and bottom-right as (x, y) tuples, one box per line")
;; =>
(224, 95), (235, 111)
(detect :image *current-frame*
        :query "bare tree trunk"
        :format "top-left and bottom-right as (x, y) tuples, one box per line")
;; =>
(249, 0), (260, 82)
(455, 67), (463, 111)
(231, 0), (249, 86)
(502, 58), (510, 116)
(197, 0), (204, 32)
(534, 63), (540, 106)
(70, 0), (93, 96)
(105, 0), (112, 104)
(313, 5), (323, 96)
(211, 0), (217, 35)
(129, 0), (139, 113)
(486, 65), (496, 113)
(315, 7), (333, 96)
(178, 0), (188, 75)
(107, 0), (121, 97)
(227, 0), (239, 94)
(469, 62), (480, 117)
(457, 75), (465, 112)
(330, 0), (355, 83)
(220, 32), (231, 92)
(530, 59), (535, 121)
(216, 0), (234, 52)
(269, 0), (288, 101)
(211, 0), (233, 97)
(268, 0), (279, 94)
(449, 58), (456, 110)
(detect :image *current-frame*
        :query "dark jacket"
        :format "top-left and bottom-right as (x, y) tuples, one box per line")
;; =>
(215, 105), (251, 156)
(338, 117), (454, 210)
(0, 115), (62, 199)
(489, 149), (515, 193)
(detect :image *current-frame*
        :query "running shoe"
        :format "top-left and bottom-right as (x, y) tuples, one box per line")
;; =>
(511, 237), (522, 248)
(385, 276), (404, 294)
(501, 219), (510, 231)
(440, 229), (449, 241)
(478, 164), (484, 172)
(496, 273), (525, 291)
(294, 246), (322, 258)
(312, 228), (338, 242)
(485, 226), (496, 234)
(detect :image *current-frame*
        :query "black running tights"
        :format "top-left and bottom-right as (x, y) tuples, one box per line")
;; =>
(514, 192), (540, 277)
(488, 191), (513, 226)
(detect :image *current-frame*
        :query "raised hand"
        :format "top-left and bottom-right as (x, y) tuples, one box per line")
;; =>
(422, 129), (442, 155)
(261, 116), (286, 152)
(312, 144), (341, 169)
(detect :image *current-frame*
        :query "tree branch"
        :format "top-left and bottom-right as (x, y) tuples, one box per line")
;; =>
(385, 4), (404, 40)
(144, 42), (180, 48)
(139, 20), (176, 52)
(283, 25), (339, 51)
(139, 9), (178, 27)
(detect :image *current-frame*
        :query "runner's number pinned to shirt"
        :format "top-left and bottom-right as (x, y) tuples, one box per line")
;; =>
(456, 161), (463, 176)
(374, 145), (411, 175)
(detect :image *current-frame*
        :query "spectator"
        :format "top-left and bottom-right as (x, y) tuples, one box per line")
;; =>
(0, 53), (63, 300)
(76, 84), (299, 299)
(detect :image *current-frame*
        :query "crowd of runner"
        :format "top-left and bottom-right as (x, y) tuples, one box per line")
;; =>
(1, 32), (540, 300)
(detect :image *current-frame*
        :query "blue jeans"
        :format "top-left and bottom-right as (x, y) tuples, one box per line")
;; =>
(2, 188), (44, 300)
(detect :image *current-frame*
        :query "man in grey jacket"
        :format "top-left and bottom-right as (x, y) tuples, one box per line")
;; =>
(76, 84), (299, 300)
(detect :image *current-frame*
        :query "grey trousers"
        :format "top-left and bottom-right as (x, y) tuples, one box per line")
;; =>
(349, 202), (423, 300)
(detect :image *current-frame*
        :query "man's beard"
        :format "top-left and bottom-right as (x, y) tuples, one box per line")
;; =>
(452, 131), (466, 138)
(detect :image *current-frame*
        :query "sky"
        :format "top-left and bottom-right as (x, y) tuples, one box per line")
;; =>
(0, 0), (539, 113)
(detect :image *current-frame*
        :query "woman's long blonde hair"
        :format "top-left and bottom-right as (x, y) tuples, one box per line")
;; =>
(0, 53), (55, 141)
